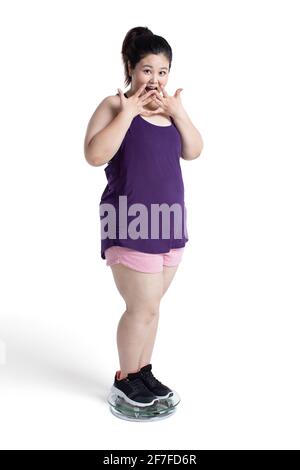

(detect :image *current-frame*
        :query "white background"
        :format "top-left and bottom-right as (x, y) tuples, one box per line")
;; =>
(0, 0), (299, 450)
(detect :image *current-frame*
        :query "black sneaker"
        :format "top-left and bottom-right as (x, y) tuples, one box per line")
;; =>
(111, 370), (159, 407)
(139, 364), (174, 399)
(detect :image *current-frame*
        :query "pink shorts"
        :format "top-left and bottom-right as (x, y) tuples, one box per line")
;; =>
(105, 246), (185, 273)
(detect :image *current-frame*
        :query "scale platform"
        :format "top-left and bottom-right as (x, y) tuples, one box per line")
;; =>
(107, 389), (181, 422)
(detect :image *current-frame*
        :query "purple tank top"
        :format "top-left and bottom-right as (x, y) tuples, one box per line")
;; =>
(99, 92), (189, 259)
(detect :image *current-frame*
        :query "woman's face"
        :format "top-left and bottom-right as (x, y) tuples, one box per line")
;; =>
(128, 53), (170, 109)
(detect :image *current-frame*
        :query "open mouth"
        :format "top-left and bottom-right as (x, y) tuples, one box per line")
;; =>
(145, 86), (157, 92)
(144, 86), (162, 98)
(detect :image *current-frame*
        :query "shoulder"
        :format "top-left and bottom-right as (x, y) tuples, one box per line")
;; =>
(93, 94), (121, 117)
(84, 94), (121, 154)
(107, 94), (122, 115)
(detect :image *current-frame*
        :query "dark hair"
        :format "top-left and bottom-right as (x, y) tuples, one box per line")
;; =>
(121, 26), (172, 88)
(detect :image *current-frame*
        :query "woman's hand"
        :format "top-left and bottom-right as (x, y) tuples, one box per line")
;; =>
(151, 84), (185, 119)
(117, 84), (158, 118)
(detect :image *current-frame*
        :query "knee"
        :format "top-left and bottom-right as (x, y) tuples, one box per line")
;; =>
(145, 305), (160, 321)
(142, 307), (160, 324)
(126, 303), (160, 323)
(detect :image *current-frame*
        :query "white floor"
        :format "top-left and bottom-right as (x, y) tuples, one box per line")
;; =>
(0, 309), (201, 450)
(1, 279), (300, 450)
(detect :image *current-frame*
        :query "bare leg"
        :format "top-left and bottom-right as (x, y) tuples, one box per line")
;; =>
(116, 308), (157, 379)
(138, 314), (160, 370)
(139, 265), (180, 369)
(110, 263), (163, 379)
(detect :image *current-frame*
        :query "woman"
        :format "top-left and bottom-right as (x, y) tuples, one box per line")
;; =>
(84, 26), (203, 407)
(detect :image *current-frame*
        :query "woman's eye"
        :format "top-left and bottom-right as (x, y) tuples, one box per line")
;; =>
(144, 70), (166, 75)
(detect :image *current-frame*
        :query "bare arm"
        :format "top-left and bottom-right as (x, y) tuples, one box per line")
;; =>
(84, 97), (134, 167)
(172, 109), (204, 161)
